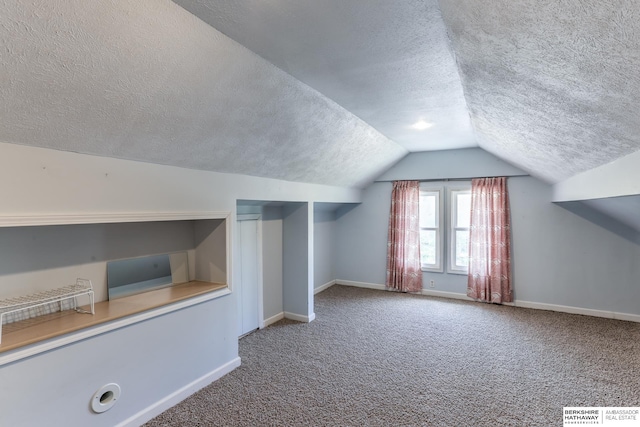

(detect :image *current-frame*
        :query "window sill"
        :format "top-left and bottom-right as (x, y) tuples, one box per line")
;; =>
(447, 269), (468, 276)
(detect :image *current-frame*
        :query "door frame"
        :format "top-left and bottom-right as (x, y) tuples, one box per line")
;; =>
(236, 214), (264, 330)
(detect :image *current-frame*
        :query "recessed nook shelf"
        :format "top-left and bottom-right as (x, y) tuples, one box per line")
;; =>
(0, 210), (231, 366)
(0, 280), (226, 355)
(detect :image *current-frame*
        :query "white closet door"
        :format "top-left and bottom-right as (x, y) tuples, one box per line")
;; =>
(237, 218), (259, 337)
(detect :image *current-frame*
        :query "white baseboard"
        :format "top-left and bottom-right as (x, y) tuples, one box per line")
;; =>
(284, 311), (316, 323)
(263, 312), (285, 327)
(336, 279), (640, 323)
(513, 300), (640, 323)
(336, 280), (386, 291)
(118, 357), (241, 427)
(314, 280), (336, 294)
(265, 311), (317, 325)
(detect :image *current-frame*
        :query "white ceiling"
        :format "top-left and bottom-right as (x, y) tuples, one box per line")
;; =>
(172, 0), (476, 153)
(0, 0), (406, 188)
(2, 0), (640, 189)
(439, 0), (640, 182)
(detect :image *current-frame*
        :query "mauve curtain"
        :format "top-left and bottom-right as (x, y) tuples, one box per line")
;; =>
(385, 181), (422, 293)
(467, 177), (513, 303)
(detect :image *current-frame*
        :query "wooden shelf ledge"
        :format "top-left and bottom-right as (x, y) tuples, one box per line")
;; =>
(0, 281), (227, 356)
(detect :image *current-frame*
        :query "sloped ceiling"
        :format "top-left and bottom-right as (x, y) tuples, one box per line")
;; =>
(0, 0), (406, 188)
(2, 0), (640, 190)
(173, 0), (476, 152)
(439, 0), (640, 183)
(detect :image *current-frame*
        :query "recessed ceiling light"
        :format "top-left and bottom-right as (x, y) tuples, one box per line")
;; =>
(411, 120), (433, 130)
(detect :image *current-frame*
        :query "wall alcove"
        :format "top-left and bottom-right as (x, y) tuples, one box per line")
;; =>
(0, 212), (231, 364)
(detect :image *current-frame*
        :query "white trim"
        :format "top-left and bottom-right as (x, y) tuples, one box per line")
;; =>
(0, 288), (231, 367)
(284, 312), (316, 322)
(447, 186), (471, 274)
(236, 214), (261, 221)
(226, 213), (233, 295)
(256, 219), (264, 329)
(336, 280), (386, 291)
(421, 289), (471, 301)
(512, 300), (640, 323)
(336, 280), (640, 323)
(263, 312), (285, 327)
(0, 211), (231, 227)
(419, 186), (444, 272)
(236, 216), (264, 334)
(446, 269), (468, 276)
(117, 356), (241, 427)
(314, 280), (336, 294)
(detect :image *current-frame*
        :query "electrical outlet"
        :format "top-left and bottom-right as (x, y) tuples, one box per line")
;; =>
(429, 280), (435, 288)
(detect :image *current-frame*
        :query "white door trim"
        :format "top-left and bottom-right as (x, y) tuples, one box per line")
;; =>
(236, 215), (264, 330)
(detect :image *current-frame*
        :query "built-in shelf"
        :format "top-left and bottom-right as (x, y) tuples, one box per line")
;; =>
(0, 211), (231, 366)
(0, 280), (227, 356)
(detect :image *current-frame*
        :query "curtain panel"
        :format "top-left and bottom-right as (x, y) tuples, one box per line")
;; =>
(467, 177), (513, 303)
(385, 181), (422, 293)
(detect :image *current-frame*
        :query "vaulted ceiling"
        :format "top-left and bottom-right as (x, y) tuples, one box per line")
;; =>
(2, 0), (639, 189)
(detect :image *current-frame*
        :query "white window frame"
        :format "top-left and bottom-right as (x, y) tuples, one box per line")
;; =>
(419, 185), (444, 272)
(447, 186), (471, 275)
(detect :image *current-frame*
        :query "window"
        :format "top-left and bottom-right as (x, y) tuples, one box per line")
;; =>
(419, 187), (443, 271)
(418, 183), (471, 274)
(449, 189), (471, 273)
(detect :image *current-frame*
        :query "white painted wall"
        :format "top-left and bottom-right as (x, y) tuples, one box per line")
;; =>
(0, 143), (361, 425)
(335, 149), (640, 317)
(0, 142), (361, 216)
(553, 148), (640, 201)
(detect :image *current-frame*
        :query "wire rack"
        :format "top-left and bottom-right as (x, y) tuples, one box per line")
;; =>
(0, 278), (95, 344)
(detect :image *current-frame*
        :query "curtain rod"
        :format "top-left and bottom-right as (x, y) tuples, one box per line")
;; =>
(374, 174), (529, 183)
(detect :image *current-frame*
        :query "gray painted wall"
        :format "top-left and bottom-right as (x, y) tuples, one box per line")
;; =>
(282, 203), (312, 317)
(0, 143), (359, 425)
(0, 296), (236, 427)
(194, 219), (227, 284)
(509, 176), (640, 314)
(0, 221), (196, 302)
(313, 209), (336, 289)
(335, 150), (640, 316)
(376, 147), (525, 182)
(262, 206), (284, 320)
(335, 182), (391, 285)
(237, 202), (315, 322)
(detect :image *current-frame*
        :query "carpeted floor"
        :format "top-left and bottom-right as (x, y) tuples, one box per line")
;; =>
(145, 285), (640, 426)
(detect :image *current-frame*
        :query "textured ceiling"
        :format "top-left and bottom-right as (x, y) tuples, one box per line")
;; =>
(439, 0), (640, 183)
(172, 0), (476, 152)
(0, 0), (406, 188)
(3, 0), (640, 190)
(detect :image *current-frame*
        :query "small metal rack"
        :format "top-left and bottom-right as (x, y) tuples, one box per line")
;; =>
(0, 278), (95, 344)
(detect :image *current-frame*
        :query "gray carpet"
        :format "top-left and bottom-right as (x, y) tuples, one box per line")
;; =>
(146, 285), (640, 426)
